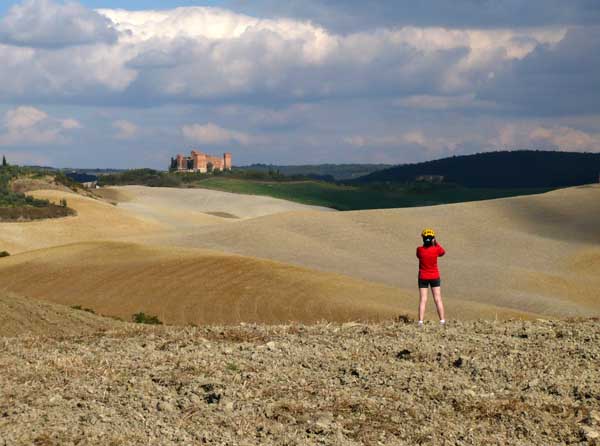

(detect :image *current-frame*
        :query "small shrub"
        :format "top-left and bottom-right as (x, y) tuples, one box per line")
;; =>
(226, 362), (240, 372)
(132, 312), (163, 325)
(395, 314), (413, 323)
(60, 198), (68, 208)
(0, 251), (10, 258)
(54, 172), (79, 191)
(71, 305), (96, 314)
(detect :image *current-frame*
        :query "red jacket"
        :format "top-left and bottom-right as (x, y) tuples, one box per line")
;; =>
(416, 244), (445, 280)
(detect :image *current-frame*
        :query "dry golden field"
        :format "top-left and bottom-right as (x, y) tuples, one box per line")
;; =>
(0, 293), (120, 337)
(0, 184), (598, 326)
(0, 241), (530, 330)
(1, 183), (599, 446)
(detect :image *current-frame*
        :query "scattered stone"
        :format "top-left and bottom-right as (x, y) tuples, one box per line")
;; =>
(341, 322), (361, 329)
(156, 401), (175, 413)
(464, 389), (476, 397)
(396, 349), (411, 360)
(188, 393), (202, 405)
(200, 383), (215, 393)
(581, 426), (600, 442)
(0, 320), (598, 445)
(204, 393), (221, 405)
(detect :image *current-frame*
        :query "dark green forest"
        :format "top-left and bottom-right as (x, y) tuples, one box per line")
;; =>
(0, 160), (75, 220)
(98, 167), (317, 187)
(354, 151), (600, 188)
(235, 163), (393, 180)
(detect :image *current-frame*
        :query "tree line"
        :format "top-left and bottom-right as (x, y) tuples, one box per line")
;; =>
(353, 150), (600, 188)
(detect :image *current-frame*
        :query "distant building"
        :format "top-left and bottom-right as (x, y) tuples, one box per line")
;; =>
(66, 172), (98, 189)
(170, 151), (232, 173)
(415, 175), (444, 184)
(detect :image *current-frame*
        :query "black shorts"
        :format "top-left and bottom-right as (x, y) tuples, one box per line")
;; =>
(418, 278), (441, 288)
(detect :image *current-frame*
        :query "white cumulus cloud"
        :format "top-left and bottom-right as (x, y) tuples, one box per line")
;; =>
(0, 1), (597, 168)
(182, 122), (253, 146)
(0, 2), (571, 107)
(529, 125), (600, 151)
(0, 0), (118, 48)
(345, 130), (459, 153)
(113, 119), (138, 139)
(490, 123), (600, 151)
(0, 106), (80, 146)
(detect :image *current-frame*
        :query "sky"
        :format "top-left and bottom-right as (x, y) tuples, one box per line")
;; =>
(0, 0), (599, 168)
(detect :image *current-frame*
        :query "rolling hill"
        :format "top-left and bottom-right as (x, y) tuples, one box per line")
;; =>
(0, 183), (598, 323)
(127, 185), (600, 319)
(354, 150), (600, 187)
(0, 242), (422, 324)
(0, 293), (121, 337)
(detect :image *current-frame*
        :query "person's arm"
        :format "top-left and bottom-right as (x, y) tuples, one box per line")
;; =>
(416, 247), (420, 258)
(437, 243), (446, 256)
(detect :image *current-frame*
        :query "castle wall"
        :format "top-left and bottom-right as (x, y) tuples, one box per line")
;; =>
(176, 154), (186, 171)
(174, 151), (232, 173)
(206, 155), (224, 170)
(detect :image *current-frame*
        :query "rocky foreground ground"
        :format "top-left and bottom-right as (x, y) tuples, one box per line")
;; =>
(1, 319), (599, 446)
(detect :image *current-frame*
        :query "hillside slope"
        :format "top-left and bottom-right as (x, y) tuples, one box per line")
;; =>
(0, 242), (529, 324)
(0, 189), (165, 254)
(140, 185), (600, 318)
(355, 150), (600, 187)
(0, 293), (121, 337)
(96, 185), (334, 226)
(1, 185), (598, 321)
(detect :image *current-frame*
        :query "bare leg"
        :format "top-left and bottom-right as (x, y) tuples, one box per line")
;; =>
(431, 286), (445, 321)
(418, 287), (429, 322)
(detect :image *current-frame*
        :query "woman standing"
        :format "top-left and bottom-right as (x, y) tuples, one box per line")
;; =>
(416, 228), (446, 326)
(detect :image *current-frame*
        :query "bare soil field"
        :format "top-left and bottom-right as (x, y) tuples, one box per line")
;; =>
(0, 319), (598, 445)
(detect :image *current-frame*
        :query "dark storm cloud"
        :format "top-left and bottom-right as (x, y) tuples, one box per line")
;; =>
(237, 0), (600, 32)
(478, 26), (600, 115)
(0, 0), (118, 48)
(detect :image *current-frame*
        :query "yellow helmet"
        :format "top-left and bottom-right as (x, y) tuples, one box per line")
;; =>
(421, 228), (435, 238)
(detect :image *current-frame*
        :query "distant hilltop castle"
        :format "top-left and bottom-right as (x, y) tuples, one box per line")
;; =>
(170, 150), (232, 173)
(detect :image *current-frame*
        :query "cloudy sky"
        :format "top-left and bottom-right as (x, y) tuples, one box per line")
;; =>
(0, 0), (599, 168)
